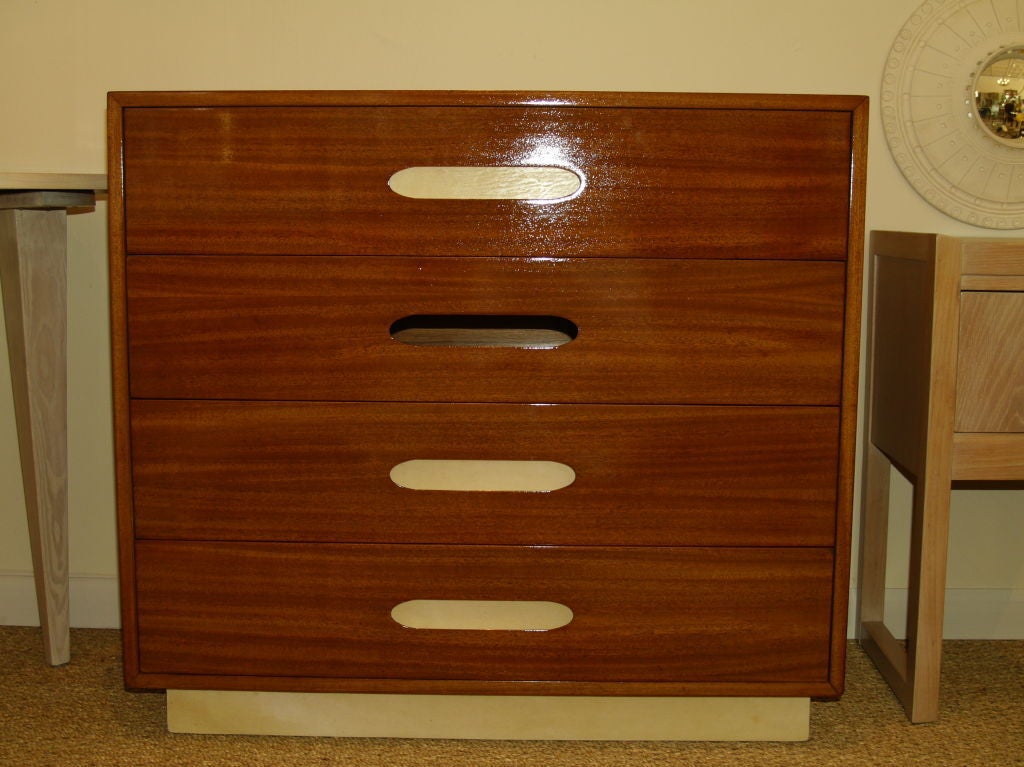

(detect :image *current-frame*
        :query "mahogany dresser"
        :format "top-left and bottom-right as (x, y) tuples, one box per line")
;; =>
(108, 91), (867, 736)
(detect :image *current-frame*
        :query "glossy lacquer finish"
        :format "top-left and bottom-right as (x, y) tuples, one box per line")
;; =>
(109, 91), (868, 700)
(130, 401), (839, 547)
(135, 542), (834, 685)
(126, 255), (846, 405)
(121, 104), (852, 260)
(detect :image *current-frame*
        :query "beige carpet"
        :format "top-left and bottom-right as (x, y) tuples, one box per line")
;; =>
(1, 627), (1021, 766)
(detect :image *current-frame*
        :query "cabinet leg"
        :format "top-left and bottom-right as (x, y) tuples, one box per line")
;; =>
(859, 442), (951, 723)
(902, 452), (952, 723)
(859, 443), (913, 706)
(858, 442), (891, 629)
(0, 209), (70, 666)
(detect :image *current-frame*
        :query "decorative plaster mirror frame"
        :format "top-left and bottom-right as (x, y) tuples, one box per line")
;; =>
(882, 0), (1024, 228)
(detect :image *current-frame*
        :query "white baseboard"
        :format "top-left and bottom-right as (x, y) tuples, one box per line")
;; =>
(0, 571), (120, 628)
(848, 587), (1024, 640)
(2, 574), (1022, 638)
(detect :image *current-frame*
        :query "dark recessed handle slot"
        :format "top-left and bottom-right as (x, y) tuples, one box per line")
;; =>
(390, 315), (578, 349)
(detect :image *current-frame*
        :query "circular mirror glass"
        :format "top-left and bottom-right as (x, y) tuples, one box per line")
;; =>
(975, 47), (1024, 141)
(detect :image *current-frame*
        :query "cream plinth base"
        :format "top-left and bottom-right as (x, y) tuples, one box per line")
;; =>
(167, 691), (810, 741)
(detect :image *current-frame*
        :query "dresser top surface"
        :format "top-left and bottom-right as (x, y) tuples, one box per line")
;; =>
(108, 89), (868, 112)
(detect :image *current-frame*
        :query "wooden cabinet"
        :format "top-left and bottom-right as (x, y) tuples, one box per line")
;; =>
(109, 91), (867, 701)
(858, 232), (1024, 722)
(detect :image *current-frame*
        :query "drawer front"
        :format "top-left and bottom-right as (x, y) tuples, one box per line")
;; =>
(956, 291), (1024, 432)
(126, 256), (846, 405)
(122, 105), (853, 260)
(130, 401), (840, 547)
(135, 541), (834, 684)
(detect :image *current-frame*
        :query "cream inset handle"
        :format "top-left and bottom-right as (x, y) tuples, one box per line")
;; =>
(388, 166), (582, 200)
(389, 459), (576, 492)
(391, 600), (574, 631)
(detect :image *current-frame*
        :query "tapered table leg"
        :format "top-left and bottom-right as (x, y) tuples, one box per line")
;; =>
(0, 185), (99, 665)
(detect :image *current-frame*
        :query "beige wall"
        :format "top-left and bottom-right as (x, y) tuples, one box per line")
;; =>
(0, 0), (1021, 630)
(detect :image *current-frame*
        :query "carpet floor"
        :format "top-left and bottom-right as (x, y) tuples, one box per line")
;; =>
(1, 627), (1021, 766)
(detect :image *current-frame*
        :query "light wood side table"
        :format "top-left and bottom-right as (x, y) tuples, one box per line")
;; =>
(858, 231), (1024, 723)
(0, 173), (107, 665)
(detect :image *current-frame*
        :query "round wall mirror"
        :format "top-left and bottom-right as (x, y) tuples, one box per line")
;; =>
(882, 1), (1024, 228)
(974, 48), (1024, 142)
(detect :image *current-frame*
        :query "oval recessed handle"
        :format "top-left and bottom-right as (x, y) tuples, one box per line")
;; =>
(388, 166), (582, 200)
(390, 459), (576, 492)
(391, 599), (574, 631)
(390, 315), (578, 349)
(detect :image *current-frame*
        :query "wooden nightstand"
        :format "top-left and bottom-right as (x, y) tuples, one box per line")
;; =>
(858, 231), (1024, 723)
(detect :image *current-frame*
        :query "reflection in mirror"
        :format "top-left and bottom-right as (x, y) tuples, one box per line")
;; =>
(975, 47), (1024, 140)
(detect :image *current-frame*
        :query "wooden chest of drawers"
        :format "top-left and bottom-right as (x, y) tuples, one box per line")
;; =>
(109, 91), (867, 700)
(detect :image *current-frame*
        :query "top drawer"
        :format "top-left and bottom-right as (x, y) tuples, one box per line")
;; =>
(120, 103), (854, 259)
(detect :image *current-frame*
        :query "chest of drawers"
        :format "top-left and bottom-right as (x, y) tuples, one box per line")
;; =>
(109, 91), (867, 703)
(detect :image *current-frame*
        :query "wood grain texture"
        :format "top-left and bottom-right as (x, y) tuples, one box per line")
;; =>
(955, 291), (1024, 432)
(959, 275), (1024, 291)
(960, 238), (1024, 275)
(900, 235), (962, 724)
(134, 541), (835, 687)
(107, 92), (141, 686)
(952, 433), (1024, 479)
(121, 103), (853, 260)
(856, 445), (893, 628)
(859, 620), (910, 704)
(0, 173), (106, 191)
(109, 90), (869, 110)
(829, 98), (867, 694)
(125, 255), (846, 405)
(858, 232), (969, 723)
(109, 90), (867, 702)
(866, 250), (937, 476)
(856, 230), (891, 638)
(0, 209), (69, 665)
(130, 401), (840, 547)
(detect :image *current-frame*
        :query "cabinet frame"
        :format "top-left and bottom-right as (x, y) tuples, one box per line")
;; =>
(108, 90), (868, 699)
(858, 232), (1024, 722)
